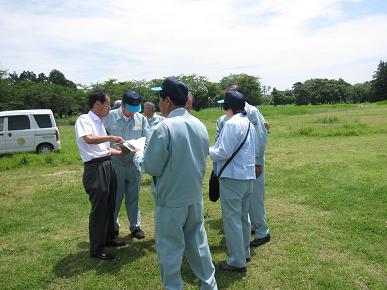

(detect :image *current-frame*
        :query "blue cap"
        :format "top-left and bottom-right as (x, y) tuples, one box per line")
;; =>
(122, 90), (142, 112)
(151, 86), (162, 91)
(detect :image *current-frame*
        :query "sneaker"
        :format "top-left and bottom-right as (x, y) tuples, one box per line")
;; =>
(131, 229), (145, 239)
(250, 234), (270, 247)
(220, 263), (247, 273)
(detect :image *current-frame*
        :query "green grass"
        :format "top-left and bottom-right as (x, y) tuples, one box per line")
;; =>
(0, 103), (386, 289)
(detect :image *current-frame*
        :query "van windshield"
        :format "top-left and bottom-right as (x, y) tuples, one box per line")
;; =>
(33, 114), (53, 128)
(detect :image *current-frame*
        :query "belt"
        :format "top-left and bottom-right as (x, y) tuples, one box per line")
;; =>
(84, 155), (111, 165)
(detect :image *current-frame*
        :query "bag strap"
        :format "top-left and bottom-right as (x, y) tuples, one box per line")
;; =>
(218, 122), (250, 178)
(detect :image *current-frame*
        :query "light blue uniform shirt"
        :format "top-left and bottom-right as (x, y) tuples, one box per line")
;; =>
(209, 113), (258, 180)
(142, 108), (209, 207)
(216, 103), (267, 165)
(103, 108), (149, 166)
(146, 113), (165, 128)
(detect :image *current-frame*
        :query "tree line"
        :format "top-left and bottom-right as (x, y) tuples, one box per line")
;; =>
(0, 60), (386, 116)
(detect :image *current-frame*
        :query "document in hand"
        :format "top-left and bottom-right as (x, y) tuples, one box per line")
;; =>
(116, 137), (146, 152)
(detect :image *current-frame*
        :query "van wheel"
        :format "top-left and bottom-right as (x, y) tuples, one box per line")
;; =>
(37, 144), (54, 154)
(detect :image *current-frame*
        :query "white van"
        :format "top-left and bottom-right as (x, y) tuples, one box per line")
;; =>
(0, 109), (61, 154)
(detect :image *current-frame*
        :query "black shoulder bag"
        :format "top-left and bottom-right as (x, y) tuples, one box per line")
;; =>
(209, 123), (251, 202)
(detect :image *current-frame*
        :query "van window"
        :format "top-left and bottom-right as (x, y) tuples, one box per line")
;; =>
(8, 115), (30, 130)
(33, 114), (53, 128)
(0, 117), (4, 131)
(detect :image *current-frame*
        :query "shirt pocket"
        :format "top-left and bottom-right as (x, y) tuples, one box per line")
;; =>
(130, 128), (143, 139)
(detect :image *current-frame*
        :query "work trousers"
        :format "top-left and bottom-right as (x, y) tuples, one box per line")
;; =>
(83, 158), (117, 254)
(154, 201), (217, 290)
(249, 165), (270, 239)
(112, 162), (141, 232)
(219, 178), (253, 268)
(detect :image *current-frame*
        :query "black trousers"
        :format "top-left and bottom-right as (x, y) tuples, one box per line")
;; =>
(83, 157), (117, 254)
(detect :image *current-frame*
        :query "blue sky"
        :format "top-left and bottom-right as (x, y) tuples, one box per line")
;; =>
(0, 0), (386, 90)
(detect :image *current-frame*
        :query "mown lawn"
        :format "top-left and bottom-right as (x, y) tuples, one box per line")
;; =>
(0, 103), (386, 289)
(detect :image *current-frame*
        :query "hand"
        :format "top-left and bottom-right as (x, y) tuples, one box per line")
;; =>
(255, 165), (262, 178)
(111, 136), (124, 144)
(120, 146), (130, 154)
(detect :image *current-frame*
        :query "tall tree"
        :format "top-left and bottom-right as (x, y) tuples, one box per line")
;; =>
(372, 60), (387, 102)
(48, 69), (76, 88)
(352, 81), (372, 103)
(19, 71), (37, 82)
(220, 74), (263, 105)
(178, 74), (210, 111)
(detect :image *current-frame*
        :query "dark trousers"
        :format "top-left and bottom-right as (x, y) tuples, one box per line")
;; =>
(82, 158), (117, 254)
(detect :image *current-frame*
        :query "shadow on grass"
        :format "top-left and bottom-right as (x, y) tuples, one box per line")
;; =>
(180, 241), (244, 290)
(53, 239), (156, 278)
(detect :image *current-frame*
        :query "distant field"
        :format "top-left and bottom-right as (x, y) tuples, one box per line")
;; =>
(0, 103), (386, 289)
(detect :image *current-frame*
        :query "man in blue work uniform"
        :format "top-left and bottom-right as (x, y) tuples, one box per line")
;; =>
(104, 90), (149, 239)
(139, 77), (217, 290)
(143, 101), (164, 129)
(216, 85), (271, 248)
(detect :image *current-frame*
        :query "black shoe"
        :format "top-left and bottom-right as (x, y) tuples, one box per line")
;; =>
(131, 229), (145, 239)
(220, 263), (247, 273)
(106, 239), (126, 247)
(250, 234), (271, 247)
(90, 250), (115, 260)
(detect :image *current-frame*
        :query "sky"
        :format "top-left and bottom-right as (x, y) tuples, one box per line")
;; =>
(0, 0), (387, 90)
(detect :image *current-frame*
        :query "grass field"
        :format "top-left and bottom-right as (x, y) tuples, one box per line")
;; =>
(0, 103), (386, 289)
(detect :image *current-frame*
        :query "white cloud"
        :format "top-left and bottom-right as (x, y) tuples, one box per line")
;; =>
(0, 0), (386, 89)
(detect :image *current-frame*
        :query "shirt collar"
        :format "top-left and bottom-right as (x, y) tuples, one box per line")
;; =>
(88, 111), (103, 123)
(167, 107), (187, 118)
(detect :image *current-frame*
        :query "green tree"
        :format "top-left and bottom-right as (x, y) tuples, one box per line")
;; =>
(19, 71), (37, 82)
(177, 74), (209, 111)
(352, 81), (373, 103)
(271, 88), (295, 105)
(49, 69), (76, 88)
(293, 82), (310, 105)
(219, 74), (263, 105)
(206, 81), (222, 107)
(372, 60), (387, 102)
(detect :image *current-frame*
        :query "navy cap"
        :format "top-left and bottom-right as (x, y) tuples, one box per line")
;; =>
(152, 77), (188, 106)
(224, 90), (245, 111)
(122, 90), (142, 112)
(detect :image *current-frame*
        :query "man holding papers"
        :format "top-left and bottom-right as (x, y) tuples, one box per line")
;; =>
(104, 90), (149, 239)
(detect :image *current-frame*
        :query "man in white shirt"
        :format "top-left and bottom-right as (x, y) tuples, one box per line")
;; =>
(75, 90), (126, 260)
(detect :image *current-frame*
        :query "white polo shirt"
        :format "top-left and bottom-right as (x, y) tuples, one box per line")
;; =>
(75, 111), (110, 162)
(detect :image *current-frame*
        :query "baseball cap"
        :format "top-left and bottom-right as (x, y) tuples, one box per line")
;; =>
(122, 90), (142, 112)
(151, 77), (188, 106)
